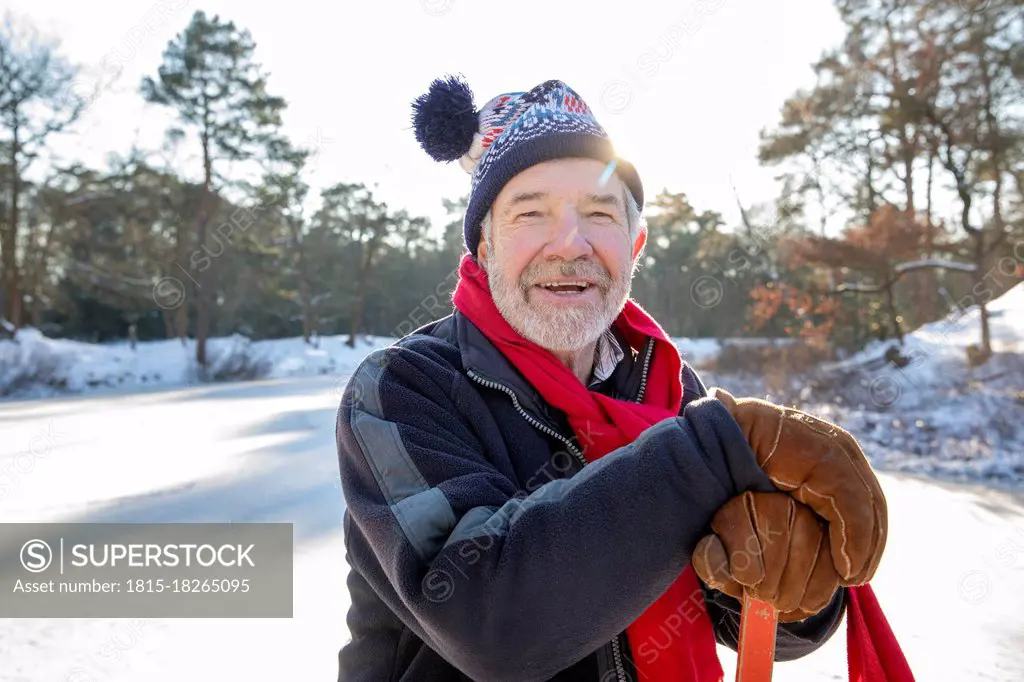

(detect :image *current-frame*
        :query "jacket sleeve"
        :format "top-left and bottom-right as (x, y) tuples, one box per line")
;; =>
(337, 342), (772, 682)
(682, 364), (847, 660)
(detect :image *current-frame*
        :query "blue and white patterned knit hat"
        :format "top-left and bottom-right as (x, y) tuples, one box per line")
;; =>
(411, 75), (644, 257)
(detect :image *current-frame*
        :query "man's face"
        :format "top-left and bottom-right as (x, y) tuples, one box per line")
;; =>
(477, 157), (646, 354)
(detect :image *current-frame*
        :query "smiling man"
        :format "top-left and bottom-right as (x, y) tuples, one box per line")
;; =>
(335, 77), (891, 681)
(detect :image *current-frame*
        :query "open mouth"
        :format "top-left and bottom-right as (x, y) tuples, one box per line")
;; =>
(535, 281), (593, 295)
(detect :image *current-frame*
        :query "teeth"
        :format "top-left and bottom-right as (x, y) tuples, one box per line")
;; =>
(539, 281), (589, 288)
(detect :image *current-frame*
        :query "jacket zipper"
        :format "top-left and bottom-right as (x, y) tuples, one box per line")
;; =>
(467, 362), (652, 682)
(466, 370), (586, 466)
(610, 634), (628, 682)
(634, 340), (654, 404)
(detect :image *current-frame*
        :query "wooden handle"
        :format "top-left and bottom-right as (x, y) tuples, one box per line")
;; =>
(735, 593), (778, 682)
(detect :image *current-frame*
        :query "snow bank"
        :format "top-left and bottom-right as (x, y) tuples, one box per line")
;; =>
(671, 337), (798, 367)
(0, 330), (395, 399)
(726, 282), (1024, 485)
(826, 279), (1024, 382)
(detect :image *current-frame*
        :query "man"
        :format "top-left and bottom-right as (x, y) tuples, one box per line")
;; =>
(336, 77), (889, 681)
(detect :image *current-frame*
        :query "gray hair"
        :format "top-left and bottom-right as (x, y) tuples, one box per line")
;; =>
(481, 186), (644, 253)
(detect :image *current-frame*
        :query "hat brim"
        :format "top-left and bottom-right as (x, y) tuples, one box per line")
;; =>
(463, 132), (644, 256)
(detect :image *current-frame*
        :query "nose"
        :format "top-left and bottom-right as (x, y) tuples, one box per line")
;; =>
(541, 207), (594, 262)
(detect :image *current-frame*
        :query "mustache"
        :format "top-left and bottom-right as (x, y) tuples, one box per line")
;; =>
(519, 259), (614, 291)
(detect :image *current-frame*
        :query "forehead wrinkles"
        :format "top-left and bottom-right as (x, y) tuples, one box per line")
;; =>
(497, 179), (626, 211)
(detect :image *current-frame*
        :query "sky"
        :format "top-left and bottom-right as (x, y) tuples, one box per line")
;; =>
(5, 0), (848, 235)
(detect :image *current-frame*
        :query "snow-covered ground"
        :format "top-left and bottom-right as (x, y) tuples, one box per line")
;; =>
(0, 376), (352, 681)
(1, 373), (1023, 681)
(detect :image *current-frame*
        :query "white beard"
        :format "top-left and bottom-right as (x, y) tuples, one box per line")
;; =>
(485, 248), (633, 354)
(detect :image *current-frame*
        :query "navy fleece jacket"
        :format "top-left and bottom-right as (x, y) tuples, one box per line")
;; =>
(336, 312), (845, 682)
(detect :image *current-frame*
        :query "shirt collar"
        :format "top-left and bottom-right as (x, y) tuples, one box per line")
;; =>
(589, 327), (625, 386)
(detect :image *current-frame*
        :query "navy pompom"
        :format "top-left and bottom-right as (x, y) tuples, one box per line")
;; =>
(412, 75), (478, 162)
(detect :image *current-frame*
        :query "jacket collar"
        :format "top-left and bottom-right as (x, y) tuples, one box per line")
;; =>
(452, 310), (648, 420)
(455, 310), (552, 419)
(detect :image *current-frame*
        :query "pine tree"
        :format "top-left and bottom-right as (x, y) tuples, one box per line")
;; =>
(141, 9), (286, 371)
(0, 13), (83, 328)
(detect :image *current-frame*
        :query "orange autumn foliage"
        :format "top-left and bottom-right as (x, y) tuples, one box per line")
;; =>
(749, 283), (837, 348)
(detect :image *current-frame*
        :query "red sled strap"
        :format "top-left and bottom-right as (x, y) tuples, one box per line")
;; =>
(846, 585), (916, 681)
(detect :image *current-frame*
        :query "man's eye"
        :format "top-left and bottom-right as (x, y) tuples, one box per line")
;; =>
(517, 211), (542, 218)
(590, 212), (614, 219)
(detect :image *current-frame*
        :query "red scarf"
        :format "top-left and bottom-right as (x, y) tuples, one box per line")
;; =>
(451, 253), (914, 681)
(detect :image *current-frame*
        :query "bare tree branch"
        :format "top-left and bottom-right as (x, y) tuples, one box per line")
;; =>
(893, 258), (977, 274)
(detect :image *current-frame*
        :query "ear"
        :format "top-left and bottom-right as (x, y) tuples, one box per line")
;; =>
(476, 234), (489, 269)
(631, 223), (648, 263)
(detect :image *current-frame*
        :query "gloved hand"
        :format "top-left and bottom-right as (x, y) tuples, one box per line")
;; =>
(692, 491), (842, 622)
(709, 388), (886, 586)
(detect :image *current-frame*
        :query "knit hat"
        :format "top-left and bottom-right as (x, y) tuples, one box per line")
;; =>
(411, 75), (644, 257)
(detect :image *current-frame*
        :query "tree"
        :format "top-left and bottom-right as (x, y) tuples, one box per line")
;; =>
(907, 0), (1023, 362)
(760, 0), (1023, 364)
(310, 183), (431, 347)
(792, 205), (973, 343)
(628, 190), (732, 335)
(141, 9), (286, 371)
(0, 13), (83, 328)
(253, 137), (321, 343)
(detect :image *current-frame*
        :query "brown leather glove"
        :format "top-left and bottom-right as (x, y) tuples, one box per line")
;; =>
(709, 387), (887, 586)
(692, 491), (842, 622)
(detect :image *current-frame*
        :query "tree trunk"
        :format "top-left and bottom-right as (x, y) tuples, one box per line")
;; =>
(980, 298), (991, 355)
(0, 219), (20, 327)
(974, 231), (992, 359)
(931, 106), (991, 362)
(194, 191), (211, 368)
(348, 231), (384, 348)
(162, 309), (176, 339)
(866, 150), (877, 217)
(347, 246), (372, 348)
(882, 17), (916, 218)
(901, 141), (915, 216)
(195, 132), (213, 372)
(26, 210), (61, 330)
(923, 145), (937, 319)
(174, 214), (189, 341)
(27, 291), (41, 328)
(347, 292), (363, 348)
(925, 146), (935, 255)
(290, 219), (314, 345)
(2, 125), (23, 328)
(815, 159), (827, 237)
(894, 124), (932, 327)
(303, 301), (314, 344)
(884, 279), (904, 344)
(973, 16), (1001, 361)
(300, 267), (315, 345)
